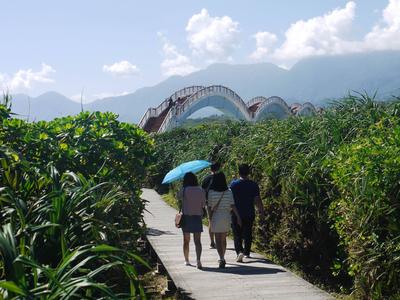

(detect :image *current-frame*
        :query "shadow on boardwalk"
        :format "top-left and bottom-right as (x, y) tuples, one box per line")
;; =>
(143, 188), (333, 300)
(147, 227), (174, 236)
(202, 263), (285, 275)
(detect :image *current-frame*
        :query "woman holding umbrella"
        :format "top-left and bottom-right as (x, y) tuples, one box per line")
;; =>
(177, 172), (206, 269)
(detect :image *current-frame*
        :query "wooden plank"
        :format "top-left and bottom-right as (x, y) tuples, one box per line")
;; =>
(142, 188), (333, 300)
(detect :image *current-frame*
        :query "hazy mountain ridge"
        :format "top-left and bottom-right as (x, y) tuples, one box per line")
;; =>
(11, 91), (82, 121)
(10, 51), (400, 123)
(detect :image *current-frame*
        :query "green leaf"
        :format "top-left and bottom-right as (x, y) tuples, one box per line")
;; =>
(0, 281), (27, 296)
(91, 244), (119, 252)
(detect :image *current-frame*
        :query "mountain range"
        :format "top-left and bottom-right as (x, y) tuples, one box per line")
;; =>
(10, 51), (400, 123)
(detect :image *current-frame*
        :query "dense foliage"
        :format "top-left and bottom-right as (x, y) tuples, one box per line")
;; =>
(151, 94), (400, 299)
(0, 96), (154, 298)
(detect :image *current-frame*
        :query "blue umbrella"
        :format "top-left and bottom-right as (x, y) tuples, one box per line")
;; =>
(162, 160), (211, 184)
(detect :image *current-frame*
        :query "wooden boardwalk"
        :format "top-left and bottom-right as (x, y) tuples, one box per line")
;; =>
(142, 188), (333, 300)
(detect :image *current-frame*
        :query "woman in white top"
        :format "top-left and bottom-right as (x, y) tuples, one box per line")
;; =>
(207, 172), (242, 268)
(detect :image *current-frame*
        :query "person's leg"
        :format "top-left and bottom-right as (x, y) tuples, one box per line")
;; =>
(183, 232), (190, 264)
(231, 215), (243, 255)
(243, 217), (255, 256)
(193, 232), (202, 264)
(209, 226), (215, 248)
(215, 233), (224, 260)
(215, 232), (226, 268)
(221, 232), (227, 258)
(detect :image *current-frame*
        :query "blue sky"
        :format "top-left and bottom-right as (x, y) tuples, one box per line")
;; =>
(0, 0), (398, 102)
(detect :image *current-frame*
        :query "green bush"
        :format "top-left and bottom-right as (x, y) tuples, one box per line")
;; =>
(329, 118), (400, 299)
(151, 94), (400, 297)
(0, 97), (154, 298)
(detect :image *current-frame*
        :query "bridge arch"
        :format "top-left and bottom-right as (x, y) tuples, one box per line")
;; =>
(296, 102), (317, 116)
(254, 96), (292, 121)
(140, 85), (318, 133)
(159, 85), (252, 131)
(168, 85), (205, 101)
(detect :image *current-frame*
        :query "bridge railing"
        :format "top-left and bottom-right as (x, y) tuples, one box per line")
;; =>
(156, 87), (317, 133)
(158, 85), (252, 133)
(138, 100), (169, 128)
(158, 108), (174, 133)
(138, 86), (204, 128)
(255, 96), (292, 115)
(138, 108), (155, 129)
(174, 85), (250, 117)
(171, 86), (205, 101)
(296, 102), (317, 115)
(247, 96), (267, 108)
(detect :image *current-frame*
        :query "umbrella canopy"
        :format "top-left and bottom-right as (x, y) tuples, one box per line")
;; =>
(162, 160), (211, 184)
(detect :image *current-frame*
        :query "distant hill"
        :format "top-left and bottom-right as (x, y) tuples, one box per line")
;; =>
(11, 51), (400, 123)
(11, 92), (81, 121)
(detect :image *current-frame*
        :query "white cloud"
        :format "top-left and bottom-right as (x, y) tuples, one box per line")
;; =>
(103, 60), (140, 76)
(70, 94), (85, 102)
(364, 0), (400, 50)
(70, 91), (130, 103)
(273, 1), (357, 66)
(249, 31), (278, 61)
(92, 91), (130, 99)
(0, 63), (55, 92)
(249, 0), (400, 68)
(186, 8), (239, 62)
(159, 33), (198, 77)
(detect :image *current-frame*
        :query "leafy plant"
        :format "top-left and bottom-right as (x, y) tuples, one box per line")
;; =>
(151, 93), (400, 298)
(0, 96), (154, 298)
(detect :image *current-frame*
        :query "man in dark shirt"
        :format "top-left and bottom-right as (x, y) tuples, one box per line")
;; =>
(230, 164), (264, 262)
(201, 161), (220, 248)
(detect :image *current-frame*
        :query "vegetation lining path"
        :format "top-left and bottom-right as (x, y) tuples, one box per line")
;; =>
(142, 188), (333, 300)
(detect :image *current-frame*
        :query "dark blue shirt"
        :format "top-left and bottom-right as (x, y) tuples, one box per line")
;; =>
(230, 179), (260, 219)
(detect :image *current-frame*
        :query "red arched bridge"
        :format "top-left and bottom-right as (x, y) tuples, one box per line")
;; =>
(138, 85), (317, 133)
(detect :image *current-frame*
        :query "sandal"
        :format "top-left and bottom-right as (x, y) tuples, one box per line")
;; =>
(218, 259), (226, 268)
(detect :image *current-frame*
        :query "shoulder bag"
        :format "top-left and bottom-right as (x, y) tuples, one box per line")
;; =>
(175, 188), (185, 228)
(208, 191), (225, 223)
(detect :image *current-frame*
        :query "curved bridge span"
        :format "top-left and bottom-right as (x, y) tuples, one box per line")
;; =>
(139, 85), (317, 133)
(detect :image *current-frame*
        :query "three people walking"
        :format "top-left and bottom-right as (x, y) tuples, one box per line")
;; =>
(178, 163), (263, 269)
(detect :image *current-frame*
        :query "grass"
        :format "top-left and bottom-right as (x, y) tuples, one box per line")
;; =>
(162, 191), (179, 210)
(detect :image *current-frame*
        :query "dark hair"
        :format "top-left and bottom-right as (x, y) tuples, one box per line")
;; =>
(210, 172), (228, 192)
(210, 161), (221, 172)
(239, 164), (250, 177)
(183, 172), (198, 187)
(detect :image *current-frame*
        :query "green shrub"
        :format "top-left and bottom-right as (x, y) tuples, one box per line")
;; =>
(151, 93), (400, 297)
(0, 98), (154, 298)
(329, 118), (400, 299)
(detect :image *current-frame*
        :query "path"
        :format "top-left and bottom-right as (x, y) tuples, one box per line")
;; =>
(142, 188), (333, 300)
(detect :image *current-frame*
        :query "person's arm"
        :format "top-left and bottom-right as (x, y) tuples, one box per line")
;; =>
(201, 189), (206, 208)
(231, 205), (242, 227)
(255, 195), (265, 216)
(254, 183), (265, 217)
(206, 191), (213, 218)
(177, 189), (184, 210)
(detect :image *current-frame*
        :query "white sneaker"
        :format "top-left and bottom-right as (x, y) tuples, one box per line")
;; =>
(236, 253), (244, 263)
(184, 261), (191, 266)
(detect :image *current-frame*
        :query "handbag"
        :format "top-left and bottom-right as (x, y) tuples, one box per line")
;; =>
(175, 188), (185, 228)
(203, 175), (214, 219)
(175, 211), (183, 228)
